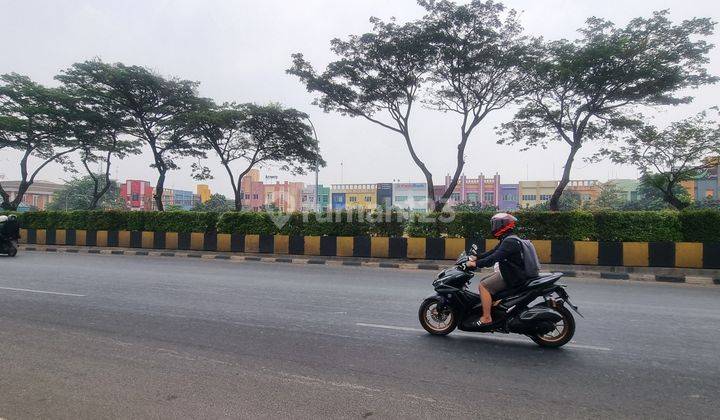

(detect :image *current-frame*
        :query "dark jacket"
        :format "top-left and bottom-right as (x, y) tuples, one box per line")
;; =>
(475, 234), (527, 287)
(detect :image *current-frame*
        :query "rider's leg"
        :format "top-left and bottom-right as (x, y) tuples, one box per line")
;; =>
(478, 271), (502, 324)
(479, 283), (493, 324)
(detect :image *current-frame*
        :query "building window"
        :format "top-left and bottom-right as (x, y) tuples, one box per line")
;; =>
(253, 194), (259, 200)
(540, 194), (552, 201)
(245, 194), (250, 199)
(521, 194), (537, 201)
(451, 193), (461, 201)
(413, 195), (425, 202)
(364, 196), (372, 202)
(395, 196), (407, 202)
(131, 193), (139, 201)
(349, 196), (357, 202)
(484, 192), (494, 202)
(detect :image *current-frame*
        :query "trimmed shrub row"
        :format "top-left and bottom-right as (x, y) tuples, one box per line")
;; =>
(4, 209), (719, 242)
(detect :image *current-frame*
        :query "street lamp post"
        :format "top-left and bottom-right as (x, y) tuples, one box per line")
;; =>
(306, 118), (320, 213)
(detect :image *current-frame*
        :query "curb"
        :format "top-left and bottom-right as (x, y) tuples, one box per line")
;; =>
(15, 245), (717, 286)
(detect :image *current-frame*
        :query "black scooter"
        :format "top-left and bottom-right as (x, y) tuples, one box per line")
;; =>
(0, 215), (20, 257)
(418, 245), (581, 347)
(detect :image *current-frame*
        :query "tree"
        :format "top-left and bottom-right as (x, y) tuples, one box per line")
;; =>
(46, 175), (126, 210)
(499, 11), (717, 210)
(0, 73), (79, 210)
(61, 85), (140, 209)
(288, 0), (530, 211)
(192, 193), (232, 212)
(56, 60), (209, 211)
(604, 112), (719, 209)
(619, 174), (691, 210)
(530, 190), (581, 211)
(187, 103), (324, 211)
(591, 182), (625, 210)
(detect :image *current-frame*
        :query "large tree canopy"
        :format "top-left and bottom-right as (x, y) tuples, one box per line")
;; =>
(604, 111), (720, 209)
(499, 11), (717, 210)
(56, 60), (210, 211)
(0, 73), (78, 210)
(61, 84), (140, 209)
(289, 0), (530, 211)
(187, 103), (325, 210)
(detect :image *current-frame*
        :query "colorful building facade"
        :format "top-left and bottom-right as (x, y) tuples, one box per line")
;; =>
(240, 169), (265, 211)
(119, 179), (154, 211)
(196, 184), (211, 203)
(301, 185), (330, 212)
(438, 173), (502, 208)
(566, 180), (600, 204)
(392, 183), (428, 212)
(376, 183), (393, 208)
(499, 184), (519, 211)
(264, 181), (304, 212)
(331, 184), (377, 210)
(2, 180), (64, 210)
(518, 181), (557, 208)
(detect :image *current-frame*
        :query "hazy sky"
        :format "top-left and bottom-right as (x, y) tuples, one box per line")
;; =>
(1, 0), (719, 195)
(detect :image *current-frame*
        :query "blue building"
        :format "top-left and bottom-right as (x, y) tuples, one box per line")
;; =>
(331, 192), (346, 210)
(376, 183), (393, 208)
(499, 184), (519, 211)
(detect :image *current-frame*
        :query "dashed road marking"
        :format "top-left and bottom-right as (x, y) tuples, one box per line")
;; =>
(0, 286), (86, 297)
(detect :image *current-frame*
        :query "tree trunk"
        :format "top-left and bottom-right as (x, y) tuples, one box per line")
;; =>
(9, 180), (31, 210)
(435, 133), (471, 212)
(234, 189), (243, 211)
(154, 170), (166, 211)
(663, 189), (689, 210)
(549, 146), (580, 211)
(399, 131), (435, 212)
(0, 183), (11, 210)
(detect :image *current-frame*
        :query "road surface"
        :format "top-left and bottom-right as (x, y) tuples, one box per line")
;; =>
(1, 252), (719, 419)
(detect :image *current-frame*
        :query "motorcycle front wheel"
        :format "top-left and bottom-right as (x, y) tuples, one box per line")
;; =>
(8, 246), (17, 257)
(529, 305), (575, 348)
(418, 297), (457, 335)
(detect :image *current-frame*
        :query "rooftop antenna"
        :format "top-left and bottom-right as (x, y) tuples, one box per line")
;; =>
(340, 161), (344, 184)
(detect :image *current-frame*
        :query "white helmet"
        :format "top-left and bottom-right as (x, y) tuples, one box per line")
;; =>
(0, 215), (7, 223)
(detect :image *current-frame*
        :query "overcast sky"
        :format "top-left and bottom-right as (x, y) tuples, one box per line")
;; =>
(1, 0), (719, 195)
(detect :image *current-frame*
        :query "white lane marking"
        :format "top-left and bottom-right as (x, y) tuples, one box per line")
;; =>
(0, 286), (86, 297)
(355, 322), (611, 352)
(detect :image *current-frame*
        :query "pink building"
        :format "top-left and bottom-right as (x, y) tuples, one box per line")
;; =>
(240, 169), (266, 211)
(239, 169), (303, 212)
(436, 173), (501, 207)
(264, 181), (304, 212)
(119, 180), (154, 211)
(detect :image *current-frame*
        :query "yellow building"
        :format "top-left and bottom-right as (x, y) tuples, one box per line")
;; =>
(196, 184), (212, 203)
(331, 184), (377, 210)
(518, 181), (558, 208)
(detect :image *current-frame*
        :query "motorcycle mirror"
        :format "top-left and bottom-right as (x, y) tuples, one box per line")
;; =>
(471, 244), (478, 251)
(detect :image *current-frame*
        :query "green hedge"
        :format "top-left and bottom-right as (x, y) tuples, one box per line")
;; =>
(679, 209), (720, 243)
(5, 209), (720, 242)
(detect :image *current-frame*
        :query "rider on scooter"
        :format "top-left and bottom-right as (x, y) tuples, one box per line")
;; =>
(466, 213), (528, 326)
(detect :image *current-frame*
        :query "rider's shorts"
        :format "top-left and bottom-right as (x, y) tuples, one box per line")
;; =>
(479, 271), (507, 295)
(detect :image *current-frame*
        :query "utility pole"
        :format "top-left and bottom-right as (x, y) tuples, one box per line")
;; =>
(306, 117), (320, 212)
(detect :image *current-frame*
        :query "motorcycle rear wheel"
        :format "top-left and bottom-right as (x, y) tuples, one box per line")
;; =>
(529, 305), (575, 348)
(418, 297), (457, 335)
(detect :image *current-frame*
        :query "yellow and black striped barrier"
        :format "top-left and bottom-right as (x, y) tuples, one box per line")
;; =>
(18, 228), (717, 269)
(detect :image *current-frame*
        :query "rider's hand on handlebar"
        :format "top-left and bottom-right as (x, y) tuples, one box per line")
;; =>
(465, 255), (477, 269)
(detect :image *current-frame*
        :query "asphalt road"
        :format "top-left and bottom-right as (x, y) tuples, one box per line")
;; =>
(0, 252), (719, 419)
